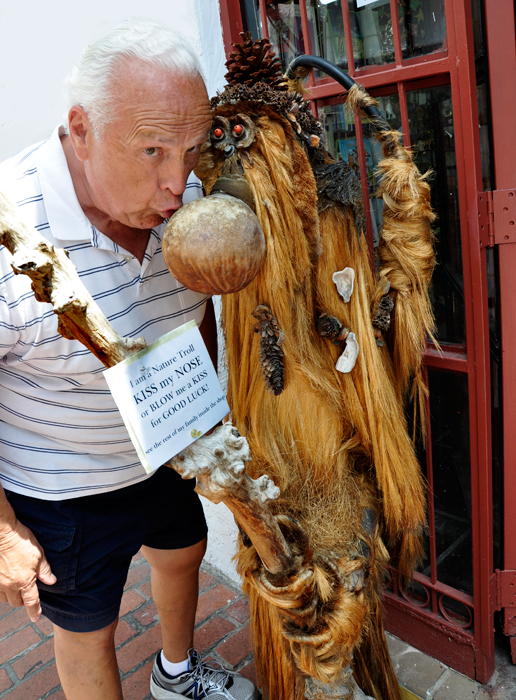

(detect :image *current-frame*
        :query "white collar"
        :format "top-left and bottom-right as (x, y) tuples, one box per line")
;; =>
(38, 125), (94, 242)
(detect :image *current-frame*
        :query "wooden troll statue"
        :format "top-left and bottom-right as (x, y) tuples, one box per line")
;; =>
(0, 34), (435, 700)
(165, 35), (436, 700)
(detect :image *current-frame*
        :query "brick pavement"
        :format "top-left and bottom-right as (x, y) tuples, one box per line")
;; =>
(0, 553), (257, 700)
(0, 551), (513, 700)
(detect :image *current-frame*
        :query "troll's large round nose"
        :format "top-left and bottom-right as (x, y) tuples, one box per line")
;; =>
(162, 191), (266, 295)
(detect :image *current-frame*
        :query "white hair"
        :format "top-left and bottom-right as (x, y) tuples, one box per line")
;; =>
(63, 18), (205, 138)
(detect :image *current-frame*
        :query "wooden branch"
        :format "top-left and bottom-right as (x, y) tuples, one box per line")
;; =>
(0, 188), (294, 576)
(168, 423), (295, 575)
(0, 190), (146, 366)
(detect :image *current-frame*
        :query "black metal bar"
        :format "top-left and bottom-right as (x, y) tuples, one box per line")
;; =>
(287, 55), (391, 134)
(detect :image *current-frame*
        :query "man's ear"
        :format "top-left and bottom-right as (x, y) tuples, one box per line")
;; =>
(67, 106), (93, 162)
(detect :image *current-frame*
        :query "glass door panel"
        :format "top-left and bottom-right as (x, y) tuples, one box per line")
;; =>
(406, 83), (465, 344)
(419, 369), (473, 595)
(398, 0), (447, 59)
(306, 0), (349, 70)
(348, 0), (395, 68)
(265, 0), (309, 71)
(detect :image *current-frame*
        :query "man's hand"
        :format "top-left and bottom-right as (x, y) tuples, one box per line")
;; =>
(0, 519), (56, 622)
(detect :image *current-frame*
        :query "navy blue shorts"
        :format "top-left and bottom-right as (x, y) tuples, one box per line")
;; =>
(5, 466), (207, 633)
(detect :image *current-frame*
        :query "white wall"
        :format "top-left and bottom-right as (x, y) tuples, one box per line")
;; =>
(0, 0), (226, 160)
(0, 0), (240, 584)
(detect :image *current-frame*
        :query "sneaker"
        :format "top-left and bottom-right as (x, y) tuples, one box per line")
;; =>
(150, 648), (259, 700)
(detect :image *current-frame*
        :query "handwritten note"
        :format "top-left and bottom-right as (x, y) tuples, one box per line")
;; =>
(103, 320), (229, 473)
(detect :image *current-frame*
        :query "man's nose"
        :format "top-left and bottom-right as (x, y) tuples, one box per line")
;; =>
(159, 161), (188, 196)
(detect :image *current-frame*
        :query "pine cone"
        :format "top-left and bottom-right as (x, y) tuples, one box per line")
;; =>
(252, 304), (285, 396)
(372, 294), (394, 333)
(316, 313), (350, 346)
(225, 32), (287, 91)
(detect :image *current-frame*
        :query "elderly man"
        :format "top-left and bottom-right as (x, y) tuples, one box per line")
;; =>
(0, 19), (257, 700)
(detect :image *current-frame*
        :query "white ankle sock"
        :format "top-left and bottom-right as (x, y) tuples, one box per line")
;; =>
(161, 651), (189, 677)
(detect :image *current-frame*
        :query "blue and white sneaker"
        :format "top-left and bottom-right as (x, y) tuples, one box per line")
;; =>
(150, 649), (259, 700)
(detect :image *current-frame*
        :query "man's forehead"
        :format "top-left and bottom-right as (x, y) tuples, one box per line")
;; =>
(113, 58), (208, 102)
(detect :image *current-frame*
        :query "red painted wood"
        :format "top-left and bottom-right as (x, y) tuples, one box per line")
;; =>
(310, 55), (450, 98)
(445, 0), (494, 682)
(218, 0), (244, 57)
(483, 0), (516, 644)
(383, 595), (477, 678)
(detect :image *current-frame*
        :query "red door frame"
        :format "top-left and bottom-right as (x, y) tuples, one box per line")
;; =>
(216, 0), (496, 682)
(484, 0), (516, 649)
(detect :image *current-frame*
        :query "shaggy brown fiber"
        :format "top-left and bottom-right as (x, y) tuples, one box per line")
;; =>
(195, 40), (435, 700)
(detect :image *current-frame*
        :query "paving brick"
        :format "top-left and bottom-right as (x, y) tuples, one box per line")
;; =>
(0, 626), (40, 664)
(239, 660), (258, 688)
(133, 601), (159, 627)
(199, 570), (216, 591)
(216, 625), (254, 666)
(117, 624), (162, 674)
(226, 597), (250, 624)
(35, 615), (54, 636)
(196, 584), (237, 624)
(138, 580), (153, 598)
(115, 620), (139, 647)
(0, 607), (31, 640)
(0, 600), (13, 616)
(195, 616), (236, 654)
(45, 691), (66, 700)
(12, 638), (54, 680)
(387, 635), (445, 698)
(432, 670), (483, 699)
(125, 562), (151, 589)
(3, 662), (60, 700)
(0, 668), (13, 693)
(132, 550), (146, 564)
(120, 589), (146, 617)
(122, 659), (153, 700)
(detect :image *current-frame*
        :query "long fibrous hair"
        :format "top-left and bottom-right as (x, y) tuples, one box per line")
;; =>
(196, 78), (435, 699)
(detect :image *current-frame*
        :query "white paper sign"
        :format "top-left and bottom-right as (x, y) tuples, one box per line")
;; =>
(356, 0), (382, 7)
(103, 320), (229, 474)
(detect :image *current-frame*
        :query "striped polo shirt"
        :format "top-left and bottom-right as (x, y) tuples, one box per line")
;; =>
(0, 126), (208, 499)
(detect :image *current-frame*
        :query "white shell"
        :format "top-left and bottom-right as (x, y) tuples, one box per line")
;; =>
(332, 267), (355, 303)
(336, 332), (359, 373)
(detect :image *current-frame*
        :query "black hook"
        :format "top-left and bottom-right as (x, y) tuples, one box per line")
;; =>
(287, 55), (391, 135)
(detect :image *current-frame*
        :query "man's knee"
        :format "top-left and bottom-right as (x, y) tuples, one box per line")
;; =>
(143, 537), (207, 579)
(53, 618), (118, 654)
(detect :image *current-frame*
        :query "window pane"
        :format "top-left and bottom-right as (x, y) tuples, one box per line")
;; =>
(398, 0), (447, 60)
(348, 0), (395, 69)
(418, 370), (473, 596)
(318, 102), (360, 170)
(307, 0), (349, 71)
(265, 0), (309, 73)
(406, 84), (466, 345)
(477, 79), (493, 192)
(240, 0), (263, 40)
(319, 94), (401, 247)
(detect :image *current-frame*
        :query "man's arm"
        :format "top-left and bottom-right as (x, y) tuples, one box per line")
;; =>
(0, 485), (56, 621)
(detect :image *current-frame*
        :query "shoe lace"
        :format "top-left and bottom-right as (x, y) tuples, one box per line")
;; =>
(188, 651), (231, 696)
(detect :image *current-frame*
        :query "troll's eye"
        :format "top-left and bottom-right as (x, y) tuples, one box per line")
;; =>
(232, 124), (244, 137)
(213, 127), (225, 140)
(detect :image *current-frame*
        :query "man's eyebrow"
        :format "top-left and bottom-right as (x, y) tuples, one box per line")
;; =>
(137, 131), (174, 143)
(136, 129), (211, 143)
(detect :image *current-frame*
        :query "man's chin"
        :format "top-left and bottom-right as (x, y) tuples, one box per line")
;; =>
(133, 213), (168, 229)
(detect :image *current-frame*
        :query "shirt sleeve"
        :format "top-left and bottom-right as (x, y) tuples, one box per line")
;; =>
(182, 172), (204, 205)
